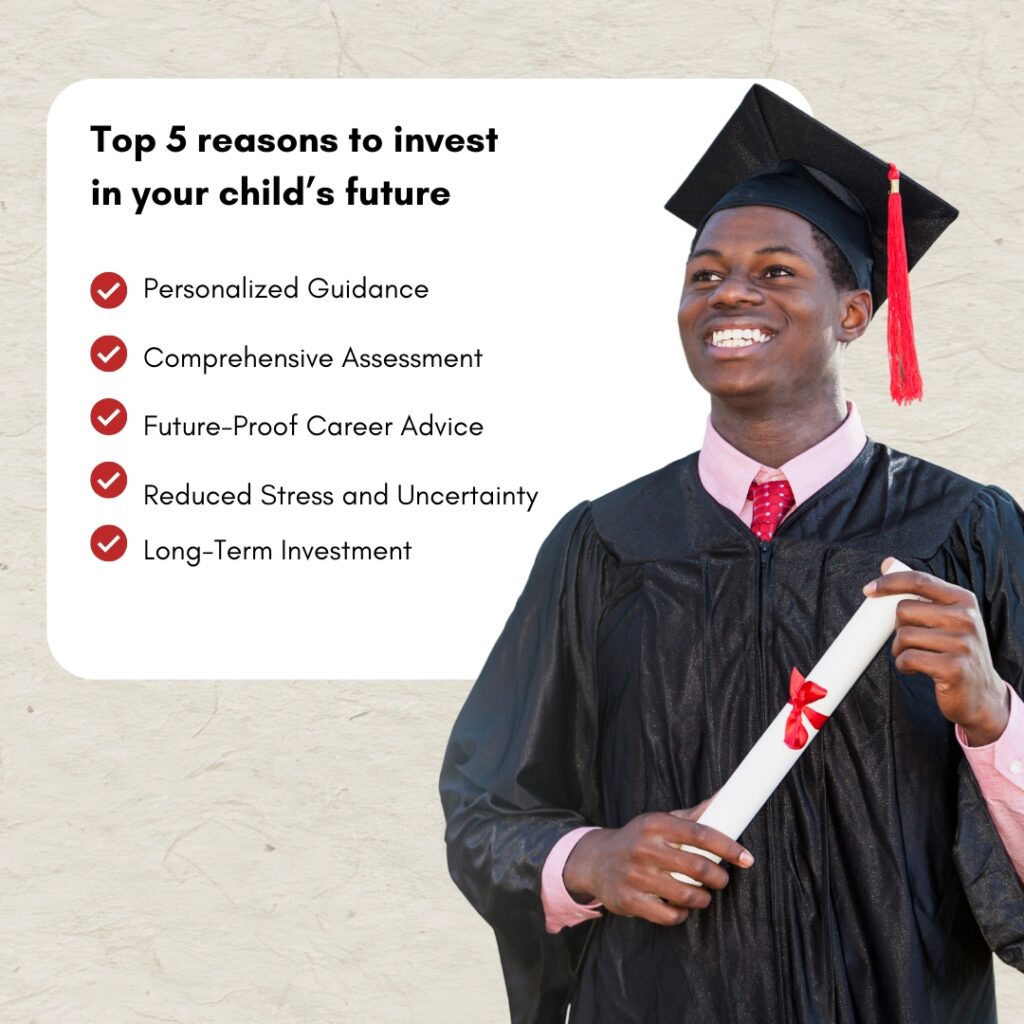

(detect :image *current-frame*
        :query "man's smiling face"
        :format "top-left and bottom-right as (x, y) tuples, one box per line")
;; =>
(677, 205), (871, 408)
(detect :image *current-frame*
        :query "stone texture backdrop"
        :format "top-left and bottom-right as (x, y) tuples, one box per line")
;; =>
(1, 1), (1021, 1020)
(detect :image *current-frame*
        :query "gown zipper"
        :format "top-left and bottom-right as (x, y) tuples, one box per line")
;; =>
(757, 537), (791, 1024)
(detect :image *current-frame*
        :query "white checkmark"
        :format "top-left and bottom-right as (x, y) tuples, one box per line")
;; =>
(97, 534), (122, 553)
(97, 472), (121, 490)
(96, 281), (122, 301)
(96, 408), (121, 427)
(97, 345), (121, 364)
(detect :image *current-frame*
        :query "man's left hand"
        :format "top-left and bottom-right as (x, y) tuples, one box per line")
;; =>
(863, 557), (1011, 746)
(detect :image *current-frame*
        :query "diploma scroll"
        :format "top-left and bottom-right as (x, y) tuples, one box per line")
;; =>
(672, 558), (919, 885)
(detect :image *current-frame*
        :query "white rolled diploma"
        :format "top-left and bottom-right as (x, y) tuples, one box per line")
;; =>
(672, 558), (920, 885)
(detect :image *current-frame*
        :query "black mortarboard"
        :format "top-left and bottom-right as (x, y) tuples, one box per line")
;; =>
(665, 84), (959, 404)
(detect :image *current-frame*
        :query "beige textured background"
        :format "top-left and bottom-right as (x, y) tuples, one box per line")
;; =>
(2, 2), (1023, 1021)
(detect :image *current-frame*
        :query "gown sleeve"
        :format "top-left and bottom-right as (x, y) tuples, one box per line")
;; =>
(439, 502), (611, 1022)
(926, 484), (1024, 972)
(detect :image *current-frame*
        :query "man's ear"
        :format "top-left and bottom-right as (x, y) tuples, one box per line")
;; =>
(837, 288), (872, 343)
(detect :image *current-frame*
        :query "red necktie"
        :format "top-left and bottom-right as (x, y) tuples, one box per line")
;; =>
(748, 478), (795, 542)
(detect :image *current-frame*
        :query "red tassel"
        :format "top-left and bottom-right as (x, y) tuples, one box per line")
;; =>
(886, 164), (922, 404)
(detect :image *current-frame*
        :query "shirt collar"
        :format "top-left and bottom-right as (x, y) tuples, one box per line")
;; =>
(697, 400), (867, 517)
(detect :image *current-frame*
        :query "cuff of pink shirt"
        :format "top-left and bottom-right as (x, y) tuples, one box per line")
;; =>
(541, 826), (604, 934)
(955, 681), (1024, 790)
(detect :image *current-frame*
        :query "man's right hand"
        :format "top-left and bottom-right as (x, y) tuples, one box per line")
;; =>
(561, 802), (755, 927)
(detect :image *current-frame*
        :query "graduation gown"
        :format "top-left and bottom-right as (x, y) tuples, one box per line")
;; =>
(439, 438), (1024, 1023)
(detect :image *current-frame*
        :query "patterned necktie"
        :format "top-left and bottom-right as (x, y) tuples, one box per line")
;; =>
(748, 477), (795, 542)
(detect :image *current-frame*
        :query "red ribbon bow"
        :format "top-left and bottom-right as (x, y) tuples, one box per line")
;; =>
(784, 667), (829, 750)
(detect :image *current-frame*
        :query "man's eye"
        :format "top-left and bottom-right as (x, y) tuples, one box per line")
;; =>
(764, 265), (794, 278)
(691, 268), (722, 282)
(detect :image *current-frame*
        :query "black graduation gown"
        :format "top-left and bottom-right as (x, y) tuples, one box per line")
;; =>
(439, 438), (1024, 1024)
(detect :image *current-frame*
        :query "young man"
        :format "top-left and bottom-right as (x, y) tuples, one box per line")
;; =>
(440, 86), (1024, 1023)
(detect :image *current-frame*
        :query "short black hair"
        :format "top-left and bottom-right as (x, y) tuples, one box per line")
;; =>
(810, 223), (858, 292)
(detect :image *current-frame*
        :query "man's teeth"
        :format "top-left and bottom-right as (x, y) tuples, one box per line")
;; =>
(709, 328), (773, 348)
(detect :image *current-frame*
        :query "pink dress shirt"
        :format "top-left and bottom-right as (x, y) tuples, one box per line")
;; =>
(542, 400), (1024, 932)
